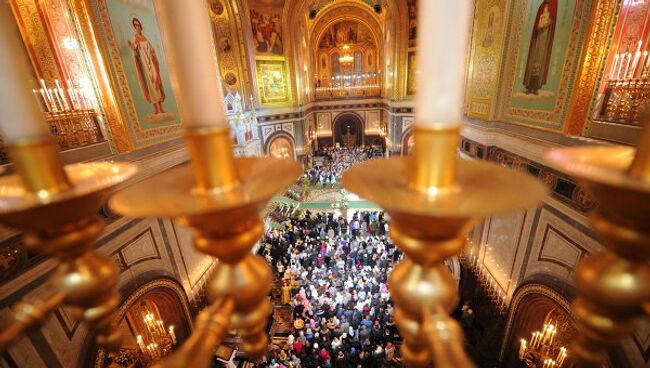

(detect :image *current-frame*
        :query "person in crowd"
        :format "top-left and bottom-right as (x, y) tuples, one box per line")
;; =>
(254, 210), (402, 367)
(305, 147), (383, 187)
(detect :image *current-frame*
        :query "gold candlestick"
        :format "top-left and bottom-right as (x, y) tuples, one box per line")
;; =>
(342, 125), (547, 367)
(110, 127), (301, 365)
(0, 137), (137, 352)
(545, 113), (650, 367)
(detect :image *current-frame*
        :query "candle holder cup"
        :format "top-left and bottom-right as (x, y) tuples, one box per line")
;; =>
(342, 125), (547, 367)
(110, 127), (301, 367)
(0, 137), (137, 352)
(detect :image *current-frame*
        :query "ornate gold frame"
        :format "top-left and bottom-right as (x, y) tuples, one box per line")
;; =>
(565, 0), (620, 136)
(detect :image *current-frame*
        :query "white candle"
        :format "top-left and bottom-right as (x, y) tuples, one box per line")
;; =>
(51, 88), (64, 111)
(39, 88), (52, 112)
(610, 54), (620, 80)
(55, 80), (70, 110)
(415, 0), (473, 126)
(0, 4), (50, 141)
(154, 0), (227, 128)
(638, 51), (649, 78)
(622, 52), (632, 80)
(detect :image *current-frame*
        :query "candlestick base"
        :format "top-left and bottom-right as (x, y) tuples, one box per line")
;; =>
(0, 161), (137, 351)
(343, 127), (547, 367)
(546, 146), (650, 366)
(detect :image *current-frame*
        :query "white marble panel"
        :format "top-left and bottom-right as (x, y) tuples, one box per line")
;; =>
(121, 230), (158, 267)
(482, 211), (526, 291)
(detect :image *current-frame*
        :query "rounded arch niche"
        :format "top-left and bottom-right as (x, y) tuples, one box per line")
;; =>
(500, 284), (577, 368)
(333, 113), (364, 147)
(93, 279), (193, 367)
(309, 4), (383, 89)
(266, 132), (296, 159)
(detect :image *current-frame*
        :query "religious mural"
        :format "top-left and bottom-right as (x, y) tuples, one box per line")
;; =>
(208, 0), (245, 95)
(498, 0), (590, 131)
(318, 20), (374, 49)
(406, 51), (416, 96)
(90, 0), (181, 148)
(407, 0), (417, 48)
(256, 60), (290, 104)
(249, 0), (284, 56)
(315, 20), (377, 85)
(465, 0), (506, 119)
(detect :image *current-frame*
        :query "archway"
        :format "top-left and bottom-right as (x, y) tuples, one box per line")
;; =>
(333, 113), (364, 147)
(401, 127), (414, 155)
(93, 279), (193, 367)
(266, 132), (296, 159)
(500, 284), (577, 368)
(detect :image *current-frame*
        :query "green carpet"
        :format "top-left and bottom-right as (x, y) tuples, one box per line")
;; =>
(299, 201), (379, 209)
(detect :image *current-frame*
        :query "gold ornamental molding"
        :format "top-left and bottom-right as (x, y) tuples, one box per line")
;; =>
(69, 0), (133, 152)
(565, 0), (619, 136)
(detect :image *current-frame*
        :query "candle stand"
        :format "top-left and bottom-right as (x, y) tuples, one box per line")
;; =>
(110, 127), (301, 367)
(342, 126), (547, 367)
(545, 118), (650, 367)
(0, 138), (137, 351)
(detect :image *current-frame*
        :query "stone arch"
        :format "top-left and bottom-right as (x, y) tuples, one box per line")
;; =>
(265, 131), (296, 159)
(499, 283), (577, 368)
(333, 112), (365, 147)
(89, 277), (193, 367)
(401, 126), (414, 155)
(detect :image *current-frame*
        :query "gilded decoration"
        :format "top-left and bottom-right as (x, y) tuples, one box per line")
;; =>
(208, 0), (242, 94)
(566, 0), (618, 135)
(70, 0), (132, 152)
(497, 0), (593, 132)
(465, 0), (508, 120)
(256, 58), (291, 104)
(9, 0), (62, 81)
(87, 0), (183, 149)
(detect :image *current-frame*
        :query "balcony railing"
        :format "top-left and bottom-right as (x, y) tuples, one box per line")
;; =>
(315, 85), (381, 100)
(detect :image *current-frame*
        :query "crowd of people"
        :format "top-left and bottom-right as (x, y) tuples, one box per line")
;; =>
(305, 147), (383, 186)
(256, 210), (402, 368)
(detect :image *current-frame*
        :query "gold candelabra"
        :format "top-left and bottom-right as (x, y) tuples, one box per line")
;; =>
(135, 308), (177, 363)
(519, 313), (568, 368)
(109, 127), (301, 367)
(545, 111), (650, 367)
(0, 138), (137, 352)
(600, 78), (650, 123)
(342, 125), (548, 367)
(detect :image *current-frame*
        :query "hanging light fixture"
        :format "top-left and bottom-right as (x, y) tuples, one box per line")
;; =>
(339, 44), (354, 64)
(519, 312), (568, 368)
(135, 308), (177, 363)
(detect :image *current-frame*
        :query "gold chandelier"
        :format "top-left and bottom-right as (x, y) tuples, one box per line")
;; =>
(135, 309), (177, 363)
(339, 44), (354, 64)
(519, 313), (568, 368)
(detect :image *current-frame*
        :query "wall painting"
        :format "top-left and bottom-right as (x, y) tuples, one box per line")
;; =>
(498, 0), (591, 131)
(406, 51), (416, 96)
(91, 0), (181, 148)
(256, 59), (290, 105)
(249, 0), (284, 56)
(465, 0), (507, 119)
(407, 0), (417, 48)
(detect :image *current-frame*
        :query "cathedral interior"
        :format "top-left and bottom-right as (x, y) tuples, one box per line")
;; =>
(0, 0), (648, 367)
